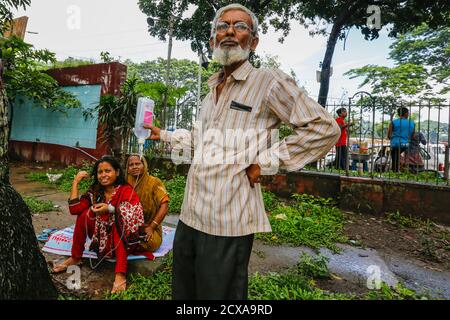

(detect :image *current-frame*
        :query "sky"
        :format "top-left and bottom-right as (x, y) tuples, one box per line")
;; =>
(15, 0), (398, 105)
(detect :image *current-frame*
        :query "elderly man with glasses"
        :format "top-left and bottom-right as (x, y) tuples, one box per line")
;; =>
(145, 3), (340, 300)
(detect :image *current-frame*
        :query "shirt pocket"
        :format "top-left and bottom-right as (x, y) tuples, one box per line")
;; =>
(223, 100), (257, 130)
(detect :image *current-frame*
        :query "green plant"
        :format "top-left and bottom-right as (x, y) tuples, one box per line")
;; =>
(386, 211), (425, 229)
(106, 271), (172, 300)
(25, 172), (48, 183)
(106, 254), (173, 300)
(165, 175), (186, 214)
(23, 196), (55, 213)
(149, 168), (167, 180)
(365, 283), (426, 300)
(419, 235), (442, 262)
(262, 189), (279, 212)
(292, 193), (337, 208)
(248, 271), (351, 300)
(297, 253), (330, 279)
(256, 194), (346, 252)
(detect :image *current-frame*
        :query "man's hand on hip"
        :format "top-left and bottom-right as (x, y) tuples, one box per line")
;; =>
(246, 164), (261, 188)
(144, 125), (161, 140)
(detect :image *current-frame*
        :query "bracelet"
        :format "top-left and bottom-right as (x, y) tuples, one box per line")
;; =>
(151, 220), (159, 227)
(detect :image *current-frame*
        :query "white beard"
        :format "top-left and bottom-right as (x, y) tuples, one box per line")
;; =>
(213, 40), (251, 66)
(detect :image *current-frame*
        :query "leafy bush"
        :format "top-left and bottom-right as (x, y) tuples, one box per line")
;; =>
(165, 175), (186, 214)
(262, 189), (279, 212)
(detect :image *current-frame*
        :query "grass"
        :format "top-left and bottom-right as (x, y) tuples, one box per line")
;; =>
(26, 162), (94, 193)
(23, 196), (56, 213)
(100, 250), (427, 301)
(256, 193), (347, 252)
(248, 271), (351, 300)
(249, 253), (427, 300)
(105, 255), (173, 300)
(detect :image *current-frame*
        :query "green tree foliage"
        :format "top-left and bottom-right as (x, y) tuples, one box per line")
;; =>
(138, 1), (448, 107)
(125, 58), (218, 129)
(389, 24), (450, 94)
(1, 37), (80, 111)
(345, 24), (449, 112)
(49, 57), (94, 69)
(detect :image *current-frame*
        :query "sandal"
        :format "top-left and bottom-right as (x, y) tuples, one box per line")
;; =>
(111, 280), (127, 294)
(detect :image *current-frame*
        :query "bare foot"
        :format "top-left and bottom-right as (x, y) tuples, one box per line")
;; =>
(52, 257), (81, 274)
(111, 273), (127, 294)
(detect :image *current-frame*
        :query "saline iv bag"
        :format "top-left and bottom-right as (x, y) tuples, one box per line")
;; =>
(134, 97), (154, 157)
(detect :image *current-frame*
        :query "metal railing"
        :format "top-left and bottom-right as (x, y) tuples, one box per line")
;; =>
(311, 94), (450, 185)
(127, 95), (450, 186)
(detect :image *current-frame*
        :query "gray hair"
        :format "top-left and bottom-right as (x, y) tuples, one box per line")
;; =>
(210, 3), (259, 38)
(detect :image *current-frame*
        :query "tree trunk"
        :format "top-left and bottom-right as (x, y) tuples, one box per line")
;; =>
(0, 82), (57, 299)
(317, 2), (362, 107)
(317, 21), (342, 107)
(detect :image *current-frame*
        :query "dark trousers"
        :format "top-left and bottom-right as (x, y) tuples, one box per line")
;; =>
(335, 145), (347, 170)
(391, 146), (407, 172)
(172, 220), (254, 300)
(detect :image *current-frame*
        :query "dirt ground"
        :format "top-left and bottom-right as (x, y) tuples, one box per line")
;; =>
(343, 211), (450, 272)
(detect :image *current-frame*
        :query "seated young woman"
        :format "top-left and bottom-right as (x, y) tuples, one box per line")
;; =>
(126, 154), (169, 253)
(51, 156), (144, 293)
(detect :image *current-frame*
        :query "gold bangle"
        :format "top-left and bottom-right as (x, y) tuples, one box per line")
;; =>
(151, 220), (159, 227)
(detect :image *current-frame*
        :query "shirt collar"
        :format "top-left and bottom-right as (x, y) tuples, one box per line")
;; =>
(207, 60), (253, 89)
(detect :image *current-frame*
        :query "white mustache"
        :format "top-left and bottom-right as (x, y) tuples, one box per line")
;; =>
(219, 38), (238, 46)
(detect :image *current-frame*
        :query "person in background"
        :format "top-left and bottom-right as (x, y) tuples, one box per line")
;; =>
(401, 131), (427, 173)
(52, 156), (144, 294)
(126, 154), (169, 253)
(388, 107), (415, 172)
(334, 107), (352, 170)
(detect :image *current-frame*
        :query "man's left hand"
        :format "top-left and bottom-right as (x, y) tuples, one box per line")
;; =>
(246, 164), (261, 188)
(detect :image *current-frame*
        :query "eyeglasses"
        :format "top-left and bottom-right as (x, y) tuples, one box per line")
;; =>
(215, 21), (252, 34)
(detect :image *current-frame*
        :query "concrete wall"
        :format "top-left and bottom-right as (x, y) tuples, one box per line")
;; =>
(9, 62), (127, 165)
(10, 85), (101, 149)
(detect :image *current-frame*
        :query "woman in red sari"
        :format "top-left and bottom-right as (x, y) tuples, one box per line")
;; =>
(52, 156), (144, 293)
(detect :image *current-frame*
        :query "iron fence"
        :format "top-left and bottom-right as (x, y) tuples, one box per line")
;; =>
(312, 93), (450, 186)
(128, 94), (450, 186)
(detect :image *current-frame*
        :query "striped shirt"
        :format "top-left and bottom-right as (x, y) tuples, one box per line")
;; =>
(160, 60), (340, 236)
